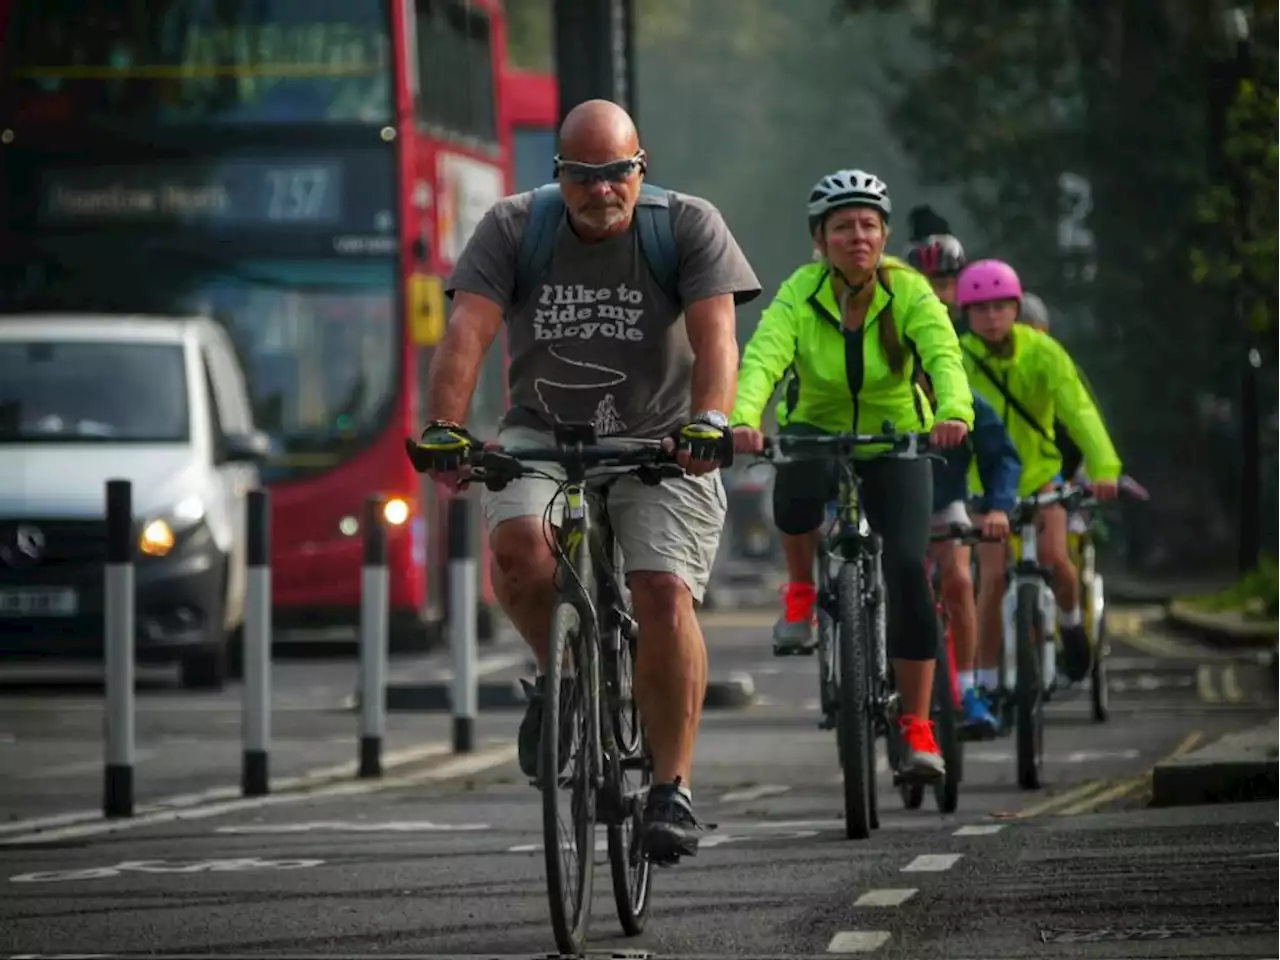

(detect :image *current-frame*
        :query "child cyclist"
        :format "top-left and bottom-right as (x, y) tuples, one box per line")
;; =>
(917, 370), (1021, 736)
(955, 259), (1122, 685)
(904, 225), (1022, 734)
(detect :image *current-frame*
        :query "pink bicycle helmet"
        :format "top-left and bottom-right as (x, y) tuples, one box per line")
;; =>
(956, 259), (1023, 307)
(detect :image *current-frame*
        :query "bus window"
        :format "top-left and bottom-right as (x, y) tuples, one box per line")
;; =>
(414, 0), (496, 143)
(6, 0), (392, 127)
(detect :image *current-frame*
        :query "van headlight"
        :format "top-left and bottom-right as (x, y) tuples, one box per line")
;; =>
(140, 496), (205, 558)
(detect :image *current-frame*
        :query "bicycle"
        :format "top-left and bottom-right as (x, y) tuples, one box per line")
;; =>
(406, 422), (712, 955)
(751, 425), (935, 840)
(995, 482), (1099, 790)
(904, 522), (1001, 814)
(1067, 496), (1109, 723)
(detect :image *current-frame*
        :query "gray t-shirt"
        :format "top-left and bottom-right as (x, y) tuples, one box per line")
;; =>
(446, 188), (761, 439)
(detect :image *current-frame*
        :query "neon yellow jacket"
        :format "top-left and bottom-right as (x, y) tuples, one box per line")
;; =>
(959, 324), (1121, 495)
(732, 258), (974, 453)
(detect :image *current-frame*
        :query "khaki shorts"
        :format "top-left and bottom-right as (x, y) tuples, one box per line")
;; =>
(931, 499), (971, 532)
(481, 426), (727, 602)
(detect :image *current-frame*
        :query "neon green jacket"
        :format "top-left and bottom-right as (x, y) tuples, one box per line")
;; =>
(732, 258), (974, 453)
(960, 324), (1121, 496)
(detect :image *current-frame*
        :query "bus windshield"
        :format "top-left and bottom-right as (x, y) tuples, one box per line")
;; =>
(2, 248), (397, 480)
(5, 0), (392, 127)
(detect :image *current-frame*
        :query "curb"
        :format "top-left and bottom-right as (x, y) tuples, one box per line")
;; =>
(1151, 720), (1279, 808)
(346, 672), (757, 713)
(1165, 601), (1279, 655)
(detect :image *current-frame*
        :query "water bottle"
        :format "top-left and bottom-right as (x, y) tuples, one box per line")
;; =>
(1000, 585), (1017, 690)
(1039, 585), (1058, 688)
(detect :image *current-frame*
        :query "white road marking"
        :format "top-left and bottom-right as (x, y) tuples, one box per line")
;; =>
(827, 930), (891, 952)
(854, 888), (917, 907)
(902, 853), (963, 872)
(15, 750), (158, 781)
(1197, 665), (1221, 704)
(0, 742), (452, 836)
(952, 824), (1004, 836)
(10, 856), (323, 884)
(718, 784), (791, 804)
(1221, 665), (1243, 702)
(0, 742), (515, 846)
(214, 820), (490, 834)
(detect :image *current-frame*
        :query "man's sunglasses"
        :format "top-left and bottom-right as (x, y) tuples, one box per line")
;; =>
(552, 151), (645, 185)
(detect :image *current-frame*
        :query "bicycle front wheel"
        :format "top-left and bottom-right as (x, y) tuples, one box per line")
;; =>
(606, 601), (652, 936)
(933, 623), (962, 813)
(542, 601), (596, 954)
(836, 561), (874, 840)
(1014, 583), (1045, 790)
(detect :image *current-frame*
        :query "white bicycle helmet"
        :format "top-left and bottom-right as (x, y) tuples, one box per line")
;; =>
(807, 169), (891, 234)
(1020, 291), (1050, 330)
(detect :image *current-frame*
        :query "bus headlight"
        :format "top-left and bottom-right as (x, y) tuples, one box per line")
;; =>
(383, 497), (410, 526)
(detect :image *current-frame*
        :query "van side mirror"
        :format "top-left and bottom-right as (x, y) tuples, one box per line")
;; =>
(225, 429), (272, 464)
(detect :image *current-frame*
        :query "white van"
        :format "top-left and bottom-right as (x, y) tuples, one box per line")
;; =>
(0, 315), (269, 689)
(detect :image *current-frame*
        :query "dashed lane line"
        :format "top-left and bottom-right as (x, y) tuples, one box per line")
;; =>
(827, 930), (893, 953)
(901, 853), (963, 872)
(853, 888), (917, 907)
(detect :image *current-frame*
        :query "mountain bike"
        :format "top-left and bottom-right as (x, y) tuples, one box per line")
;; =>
(904, 522), (1000, 814)
(407, 423), (709, 955)
(1067, 497), (1109, 722)
(753, 426), (935, 840)
(999, 483), (1100, 789)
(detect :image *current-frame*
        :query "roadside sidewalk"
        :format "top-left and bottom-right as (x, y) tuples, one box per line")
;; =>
(1152, 715), (1278, 807)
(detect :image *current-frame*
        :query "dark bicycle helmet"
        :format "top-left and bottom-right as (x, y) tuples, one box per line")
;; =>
(905, 234), (967, 277)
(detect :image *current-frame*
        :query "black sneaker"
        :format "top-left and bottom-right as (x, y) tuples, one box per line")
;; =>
(517, 676), (544, 779)
(1060, 624), (1091, 683)
(642, 778), (705, 865)
(518, 675), (577, 782)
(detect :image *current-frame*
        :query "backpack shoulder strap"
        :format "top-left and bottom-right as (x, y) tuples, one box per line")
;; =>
(634, 182), (680, 306)
(514, 184), (564, 307)
(961, 344), (1054, 443)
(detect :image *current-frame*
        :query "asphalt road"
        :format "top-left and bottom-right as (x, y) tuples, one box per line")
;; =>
(0, 607), (1275, 959)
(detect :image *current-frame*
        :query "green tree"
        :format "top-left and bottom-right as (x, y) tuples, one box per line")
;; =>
(1191, 4), (1279, 336)
(840, 0), (1278, 571)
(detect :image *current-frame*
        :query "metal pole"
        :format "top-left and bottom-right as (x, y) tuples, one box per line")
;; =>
(359, 496), (389, 778)
(449, 495), (478, 753)
(103, 479), (134, 818)
(242, 489), (271, 797)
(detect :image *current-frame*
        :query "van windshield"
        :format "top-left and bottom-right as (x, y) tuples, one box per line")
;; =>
(0, 340), (189, 443)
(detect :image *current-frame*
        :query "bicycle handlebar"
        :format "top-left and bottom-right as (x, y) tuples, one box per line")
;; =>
(750, 426), (939, 464)
(464, 438), (685, 490)
(929, 522), (1004, 546)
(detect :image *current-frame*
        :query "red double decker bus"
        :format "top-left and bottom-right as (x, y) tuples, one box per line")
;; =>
(0, 0), (516, 657)
(504, 67), (558, 193)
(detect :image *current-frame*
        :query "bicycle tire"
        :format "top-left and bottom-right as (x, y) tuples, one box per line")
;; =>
(836, 561), (874, 840)
(542, 601), (596, 954)
(933, 626), (962, 813)
(1014, 583), (1045, 790)
(605, 589), (652, 936)
(1090, 610), (1110, 723)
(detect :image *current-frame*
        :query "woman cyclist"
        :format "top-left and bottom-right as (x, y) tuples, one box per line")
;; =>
(955, 259), (1121, 685)
(731, 169), (974, 781)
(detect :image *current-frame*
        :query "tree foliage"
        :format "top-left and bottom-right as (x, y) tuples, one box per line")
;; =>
(1191, 10), (1279, 336)
(839, 0), (1278, 570)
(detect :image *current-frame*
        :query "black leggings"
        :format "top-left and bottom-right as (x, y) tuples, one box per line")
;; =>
(772, 423), (938, 662)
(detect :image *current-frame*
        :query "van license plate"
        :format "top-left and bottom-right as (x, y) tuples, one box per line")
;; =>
(0, 588), (79, 616)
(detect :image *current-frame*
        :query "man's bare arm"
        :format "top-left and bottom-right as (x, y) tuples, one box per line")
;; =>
(425, 291), (504, 423)
(685, 293), (739, 416)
